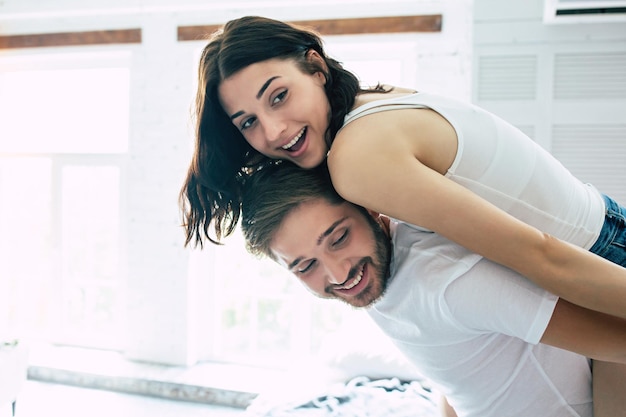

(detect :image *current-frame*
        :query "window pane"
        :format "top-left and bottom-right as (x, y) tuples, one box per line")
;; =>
(61, 166), (120, 282)
(220, 297), (252, 355)
(0, 157), (56, 340)
(213, 231), (350, 366)
(310, 300), (350, 353)
(256, 297), (292, 357)
(0, 67), (129, 153)
(0, 52), (129, 349)
(60, 166), (122, 345)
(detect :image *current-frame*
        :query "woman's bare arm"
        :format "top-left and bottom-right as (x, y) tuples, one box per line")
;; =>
(542, 300), (626, 414)
(541, 299), (626, 363)
(593, 361), (626, 417)
(328, 109), (626, 320)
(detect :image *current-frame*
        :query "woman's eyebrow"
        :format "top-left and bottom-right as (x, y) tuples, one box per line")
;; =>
(257, 76), (280, 99)
(228, 76), (282, 121)
(229, 110), (244, 121)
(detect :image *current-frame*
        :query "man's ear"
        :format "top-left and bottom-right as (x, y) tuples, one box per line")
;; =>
(367, 209), (391, 235)
(366, 208), (381, 219)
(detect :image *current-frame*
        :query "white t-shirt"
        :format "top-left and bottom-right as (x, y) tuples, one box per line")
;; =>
(367, 221), (592, 417)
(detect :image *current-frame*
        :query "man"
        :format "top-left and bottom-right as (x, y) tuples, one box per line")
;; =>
(240, 162), (626, 417)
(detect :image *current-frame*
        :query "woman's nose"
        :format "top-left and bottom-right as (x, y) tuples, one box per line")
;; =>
(261, 115), (287, 144)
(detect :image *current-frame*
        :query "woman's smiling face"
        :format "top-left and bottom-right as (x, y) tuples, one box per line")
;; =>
(218, 55), (331, 169)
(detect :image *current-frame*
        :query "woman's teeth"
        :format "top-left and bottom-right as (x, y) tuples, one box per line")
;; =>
(282, 127), (306, 150)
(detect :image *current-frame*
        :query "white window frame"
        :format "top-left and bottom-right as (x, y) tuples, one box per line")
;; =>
(0, 50), (130, 351)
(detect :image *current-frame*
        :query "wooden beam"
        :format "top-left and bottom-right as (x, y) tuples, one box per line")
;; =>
(295, 15), (443, 35)
(0, 29), (142, 49)
(177, 14), (442, 42)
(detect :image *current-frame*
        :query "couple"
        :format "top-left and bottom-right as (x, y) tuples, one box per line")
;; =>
(239, 161), (626, 417)
(179, 16), (626, 416)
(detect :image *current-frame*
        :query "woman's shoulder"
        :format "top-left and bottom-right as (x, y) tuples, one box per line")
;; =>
(329, 106), (418, 173)
(338, 88), (436, 144)
(331, 89), (458, 177)
(351, 86), (418, 111)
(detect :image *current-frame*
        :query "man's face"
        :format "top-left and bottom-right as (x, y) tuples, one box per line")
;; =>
(270, 199), (391, 308)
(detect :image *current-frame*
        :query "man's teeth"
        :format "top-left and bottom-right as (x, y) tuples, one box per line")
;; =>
(340, 267), (363, 290)
(282, 128), (305, 150)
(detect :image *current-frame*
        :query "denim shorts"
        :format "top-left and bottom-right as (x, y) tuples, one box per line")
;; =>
(589, 194), (626, 267)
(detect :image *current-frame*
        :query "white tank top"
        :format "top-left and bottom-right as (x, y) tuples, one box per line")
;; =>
(342, 92), (605, 249)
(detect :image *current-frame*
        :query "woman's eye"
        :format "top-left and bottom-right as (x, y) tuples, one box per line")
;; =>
(241, 116), (256, 131)
(298, 260), (316, 274)
(272, 90), (287, 105)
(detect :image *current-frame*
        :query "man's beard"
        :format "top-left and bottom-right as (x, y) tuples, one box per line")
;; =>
(330, 212), (392, 308)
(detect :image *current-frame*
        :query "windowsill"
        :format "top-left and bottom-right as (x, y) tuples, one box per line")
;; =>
(26, 344), (287, 409)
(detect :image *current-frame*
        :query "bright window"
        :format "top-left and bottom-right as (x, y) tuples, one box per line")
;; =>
(0, 52), (129, 350)
(212, 231), (351, 366)
(59, 165), (122, 346)
(0, 56), (129, 153)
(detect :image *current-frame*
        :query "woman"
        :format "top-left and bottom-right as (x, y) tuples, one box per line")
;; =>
(180, 16), (626, 319)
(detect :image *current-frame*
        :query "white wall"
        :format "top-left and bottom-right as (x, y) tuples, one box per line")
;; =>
(473, 0), (626, 205)
(1, 0), (473, 365)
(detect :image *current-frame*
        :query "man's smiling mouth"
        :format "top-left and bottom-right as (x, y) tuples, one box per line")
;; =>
(337, 264), (364, 290)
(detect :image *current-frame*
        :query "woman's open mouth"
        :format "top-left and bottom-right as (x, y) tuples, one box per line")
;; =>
(281, 127), (306, 152)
